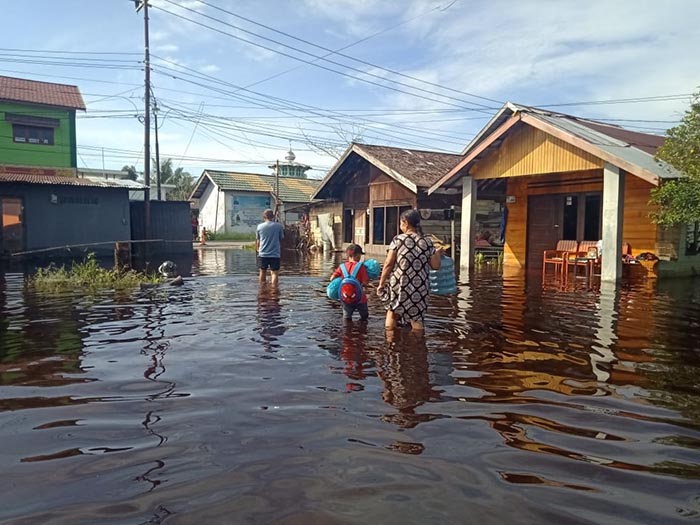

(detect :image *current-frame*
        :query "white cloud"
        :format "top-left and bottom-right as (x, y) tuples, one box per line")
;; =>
(45, 0), (700, 174)
(155, 43), (179, 53)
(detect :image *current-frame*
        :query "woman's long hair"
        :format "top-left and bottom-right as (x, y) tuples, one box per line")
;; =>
(401, 209), (424, 236)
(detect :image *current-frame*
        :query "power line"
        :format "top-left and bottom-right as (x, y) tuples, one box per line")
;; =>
(152, 69), (459, 151)
(158, 93), (471, 145)
(210, 0), (469, 95)
(1, 66), (689, 118)
(0, 67), (143, 87)
(152, 2), (492, 112)
(150, 59), (471, 148)
(0, 47), (140, 55)
(195, 0), (502, 106)
(0, 51), (140, 63)
(0, 56), (141, 70)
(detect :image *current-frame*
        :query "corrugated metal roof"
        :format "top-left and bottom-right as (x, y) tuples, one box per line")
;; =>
(431, 101), (681, 192)
(0, 75), (86, 110)
(191, 170), (320, 203)
(534, 114), (682, 180)
(80, 176), (147, 189)
(0, 172), (144, 189)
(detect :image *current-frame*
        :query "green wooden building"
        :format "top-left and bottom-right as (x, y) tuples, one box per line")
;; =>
(0, 75), (84, 168)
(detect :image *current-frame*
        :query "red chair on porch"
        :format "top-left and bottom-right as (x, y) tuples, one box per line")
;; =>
(543, 240), (578, 278)
(591, 242), (631, 276)
(563, 240), (599, 281)
(567, 242), (632, 282)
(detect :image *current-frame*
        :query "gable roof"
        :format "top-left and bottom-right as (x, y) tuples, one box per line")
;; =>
(429, 102), (682, 193)
(0, 75), (86, 110)
(190, 170), (320, 203)
(313, 143), (463, 199)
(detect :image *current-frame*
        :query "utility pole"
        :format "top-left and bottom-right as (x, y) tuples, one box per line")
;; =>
(275, 159), (280, 221)
(135, 0), (151, 239)
(153, 98), (161, 201)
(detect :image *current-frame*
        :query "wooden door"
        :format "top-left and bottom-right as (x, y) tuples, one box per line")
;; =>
(527, 195), (562, 270)
(353, 209), (366, 245)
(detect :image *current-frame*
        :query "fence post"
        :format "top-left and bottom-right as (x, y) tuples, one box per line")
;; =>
(114, 242), (131, 268)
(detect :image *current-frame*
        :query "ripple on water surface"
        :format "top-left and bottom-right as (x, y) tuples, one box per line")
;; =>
(1, 251), (700, 524)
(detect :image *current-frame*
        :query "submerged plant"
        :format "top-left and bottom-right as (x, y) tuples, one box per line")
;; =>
(31, 253), (158, 293)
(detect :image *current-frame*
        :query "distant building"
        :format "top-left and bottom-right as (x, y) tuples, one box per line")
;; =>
(190, 169), (320, 235)
(268, 148), (312, 179)
(76, 168), (177, 201)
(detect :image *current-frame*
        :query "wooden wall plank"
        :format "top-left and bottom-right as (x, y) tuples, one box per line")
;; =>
(622, 172), (657, 255)
(471, 125), (604, 180)
(503, 178), (528, 267)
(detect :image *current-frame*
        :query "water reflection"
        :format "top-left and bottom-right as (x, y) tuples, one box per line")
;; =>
(1, 254), (700, 524)
(256, 283), (285, 352)
(371, 331), (434, 430)
(338, 322), (370, 391)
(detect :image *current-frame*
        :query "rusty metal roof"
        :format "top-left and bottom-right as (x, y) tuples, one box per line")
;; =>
(0, 75), (86, 110)
(0, 171), (144, 189)
(191, 170), (320, 203)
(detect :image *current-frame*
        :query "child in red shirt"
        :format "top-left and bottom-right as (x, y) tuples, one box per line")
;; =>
(331, 244), (370, 321)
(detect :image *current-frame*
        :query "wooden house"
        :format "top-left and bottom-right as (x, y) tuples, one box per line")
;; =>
(311, 143), (463, 257)
(429, 102), (695, 279)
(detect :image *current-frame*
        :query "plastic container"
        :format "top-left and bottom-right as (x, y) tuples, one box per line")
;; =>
(327, 277), (341, 299)
(429, 255), (457, 295)
(363, 258), (381, 279)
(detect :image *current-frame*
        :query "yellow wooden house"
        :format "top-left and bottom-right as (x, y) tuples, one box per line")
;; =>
(429, 103), (695, 279)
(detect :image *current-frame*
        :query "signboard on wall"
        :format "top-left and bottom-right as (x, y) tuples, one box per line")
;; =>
(230, 193), (271, 231)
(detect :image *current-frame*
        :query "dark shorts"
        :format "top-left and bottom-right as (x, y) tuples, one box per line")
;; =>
(342, 302), (369, 321)
(258, 256), (281, 271)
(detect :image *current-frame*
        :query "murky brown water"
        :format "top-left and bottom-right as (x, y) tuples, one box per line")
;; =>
(1, 248), (700, 524)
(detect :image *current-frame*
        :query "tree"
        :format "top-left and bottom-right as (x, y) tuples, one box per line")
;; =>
(650, 93), (700, 225)
(152, 158), (194, 200)
(121, 164), (139, 181)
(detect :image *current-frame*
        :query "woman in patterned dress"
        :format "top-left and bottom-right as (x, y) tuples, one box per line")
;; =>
(377, 209), (443, 332)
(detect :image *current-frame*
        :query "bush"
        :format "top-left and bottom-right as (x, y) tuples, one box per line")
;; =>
(206, 231), (256, 242)
(32, 253), (158, 293)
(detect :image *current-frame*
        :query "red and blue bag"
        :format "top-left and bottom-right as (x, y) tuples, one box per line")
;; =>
(339, 262), (364, 305)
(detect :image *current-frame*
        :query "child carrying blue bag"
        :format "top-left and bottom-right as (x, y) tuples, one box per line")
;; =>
(327, 244), (377, 321)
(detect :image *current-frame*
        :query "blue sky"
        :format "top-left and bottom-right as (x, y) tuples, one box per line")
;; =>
(2, 0), (699, 179)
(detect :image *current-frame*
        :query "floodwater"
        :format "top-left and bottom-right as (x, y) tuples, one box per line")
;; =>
(1, 248), (700, 525)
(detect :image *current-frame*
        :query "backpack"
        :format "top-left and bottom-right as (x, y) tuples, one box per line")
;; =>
(339, 262), (364, 305)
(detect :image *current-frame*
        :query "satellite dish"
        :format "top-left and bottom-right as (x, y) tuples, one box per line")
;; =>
(420, 208), (432, 220)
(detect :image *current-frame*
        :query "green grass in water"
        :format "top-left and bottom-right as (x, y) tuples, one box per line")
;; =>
(32, 253), (159, 293)
(206, 232), (256, 241)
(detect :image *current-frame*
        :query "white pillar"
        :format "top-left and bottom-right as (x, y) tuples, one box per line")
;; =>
(460, 175), (477, 270)
(601, 163), (624, 281)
